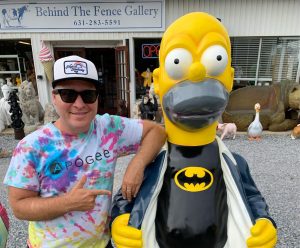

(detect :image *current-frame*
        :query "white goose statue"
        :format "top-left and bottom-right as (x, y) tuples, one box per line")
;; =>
(247, 103), (263, 140)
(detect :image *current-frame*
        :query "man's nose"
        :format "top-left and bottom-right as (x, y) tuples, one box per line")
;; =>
(73, 94), (85, 106)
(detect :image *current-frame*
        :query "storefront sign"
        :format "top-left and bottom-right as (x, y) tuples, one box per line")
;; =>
(142, 43), (160, 58)
(0, 1), (165, 32)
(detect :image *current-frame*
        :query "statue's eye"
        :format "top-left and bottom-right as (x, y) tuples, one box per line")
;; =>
(165, 48), (193, 80)
(200, 45), (228, 76)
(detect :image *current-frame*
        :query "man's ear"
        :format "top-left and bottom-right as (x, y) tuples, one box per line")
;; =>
(153, 68), (160, 96)
(51, 90), (57, 105)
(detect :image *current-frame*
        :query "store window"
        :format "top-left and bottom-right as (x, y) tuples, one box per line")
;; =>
(134, 38), (160, 100)
(230, 37), (300, 89)
(0, 39), (36, 94)
(273, 38), (300, 83)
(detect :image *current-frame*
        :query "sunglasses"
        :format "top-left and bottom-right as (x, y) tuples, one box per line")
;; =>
(53, 89), (99, 103)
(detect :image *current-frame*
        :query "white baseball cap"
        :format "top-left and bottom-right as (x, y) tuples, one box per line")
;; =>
(52, 55), (99, 88)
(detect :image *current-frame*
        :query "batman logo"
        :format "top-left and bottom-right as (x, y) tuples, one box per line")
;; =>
(174, 167), (213, 192)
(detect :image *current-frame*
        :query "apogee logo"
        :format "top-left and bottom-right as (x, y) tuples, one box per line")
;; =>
(49, 150), (111, 174)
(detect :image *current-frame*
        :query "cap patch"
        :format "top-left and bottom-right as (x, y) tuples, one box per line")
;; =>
(64, 60), (88, 75)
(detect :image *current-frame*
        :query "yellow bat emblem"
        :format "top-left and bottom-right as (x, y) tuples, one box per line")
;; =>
(174, 166), (213, 192)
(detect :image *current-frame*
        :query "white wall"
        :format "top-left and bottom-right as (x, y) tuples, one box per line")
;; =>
(165, 0), (300, 37)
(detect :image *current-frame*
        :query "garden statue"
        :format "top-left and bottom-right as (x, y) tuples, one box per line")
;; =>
(116, 99), (129, 117)
(111, 12), (277, 248)
(217, 122), (237, 140)
(43, 103), (59, 124)
(247, 103), (263, 140)
(291, 124), (300, 139)
(0, 78), (5, 98)
(0, 84), (12, 132)
(223, 81), (298, 131)
(288, 85), (300, 112)
(139, 94), (158, 121)
(8, 90), (25, 140)
(19, 80), (44, 125)
(141, 68), (153, 88)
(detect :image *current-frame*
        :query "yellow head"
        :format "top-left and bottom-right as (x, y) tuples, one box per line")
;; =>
(153, 12), (234, 146)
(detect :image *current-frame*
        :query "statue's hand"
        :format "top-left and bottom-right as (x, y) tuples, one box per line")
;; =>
(112, 213), (142, 248)
(247, 218), (277, 248)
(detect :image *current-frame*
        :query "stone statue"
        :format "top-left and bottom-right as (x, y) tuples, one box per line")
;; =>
(43, 103), (59, 124)
(139, 95), (158, 121)
(19, 80), (44, 125)
(8, 90), (25, 139)
(0, 84), (12, 132)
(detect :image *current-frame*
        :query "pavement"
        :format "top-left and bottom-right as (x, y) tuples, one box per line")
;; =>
(0, 132), (299, 248)
(0, 125), (39, 136)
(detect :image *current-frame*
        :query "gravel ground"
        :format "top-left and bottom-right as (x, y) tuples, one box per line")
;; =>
(0, 133), (299, 248)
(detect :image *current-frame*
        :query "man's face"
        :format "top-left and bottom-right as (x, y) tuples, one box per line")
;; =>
(52, 79), (98, 134)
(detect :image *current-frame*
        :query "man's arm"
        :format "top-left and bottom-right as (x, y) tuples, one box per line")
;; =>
(121, 120), (166, 201)
(8, 175), (111, 221)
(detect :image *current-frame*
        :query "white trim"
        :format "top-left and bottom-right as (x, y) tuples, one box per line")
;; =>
(255, 38), (262, 86)
(129, 37), (136, 117)
(296, 48), (300, 83)
(0, 1), (165, 32)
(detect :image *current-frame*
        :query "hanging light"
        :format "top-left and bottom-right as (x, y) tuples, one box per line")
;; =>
(18, 41), (31, 45)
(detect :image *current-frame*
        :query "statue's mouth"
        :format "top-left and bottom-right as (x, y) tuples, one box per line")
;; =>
(162, 79), (229, 131)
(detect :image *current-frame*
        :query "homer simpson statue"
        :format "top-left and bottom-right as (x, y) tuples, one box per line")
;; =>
(110, 12), (277, 248)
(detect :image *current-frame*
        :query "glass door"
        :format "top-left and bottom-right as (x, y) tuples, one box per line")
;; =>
(115, 46), (130, 116)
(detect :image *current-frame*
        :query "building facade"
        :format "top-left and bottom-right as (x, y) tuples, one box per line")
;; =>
(0, 0), (299, 116)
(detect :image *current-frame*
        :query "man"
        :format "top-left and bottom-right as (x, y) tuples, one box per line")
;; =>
(4, 55), (166, 248)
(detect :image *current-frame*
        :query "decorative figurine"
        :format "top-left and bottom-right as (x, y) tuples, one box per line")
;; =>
(0, 84), (12, 132)
(18, 80), (44, 125)
(217, 122), (237, 140)
(43, 103), (59, 124)
(139, 94), (158, 121)
(111, 12), (277, 248)
(116, 99), (129, 117)
(8, 90), (25, 140)
(141, 68), (153, 88)
(247, 103), (263, 140)
(39, 41), (54, 83)
(291, 124), (300, 139)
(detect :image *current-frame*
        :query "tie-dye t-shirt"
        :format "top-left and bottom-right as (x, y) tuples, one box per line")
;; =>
(4, 114), (143, 248)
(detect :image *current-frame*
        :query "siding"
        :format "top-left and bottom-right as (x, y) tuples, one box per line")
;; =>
(1, 0), (300, 39)
(165, 0), (300, 37)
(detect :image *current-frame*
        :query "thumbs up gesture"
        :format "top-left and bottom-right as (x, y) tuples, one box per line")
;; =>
(65, 175), (111, 212)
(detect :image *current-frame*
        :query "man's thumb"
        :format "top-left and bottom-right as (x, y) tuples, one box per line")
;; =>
(73, 175), (87, 190)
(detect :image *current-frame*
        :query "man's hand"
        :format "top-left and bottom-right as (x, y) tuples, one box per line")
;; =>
(247, 218), (277, 248)
(8, 175), (111, 221)
(112, 213), (142, 248)
(65, 175), (111, 211)
(121, 161), (144, 202)
(121, 120), (166, 202)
